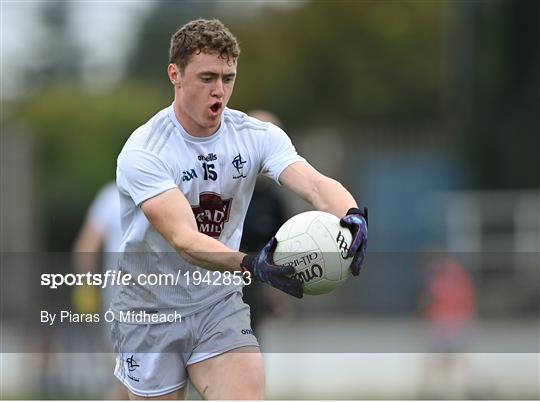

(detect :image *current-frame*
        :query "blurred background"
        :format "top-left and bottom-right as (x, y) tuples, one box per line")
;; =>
(1, 0), (538, 399)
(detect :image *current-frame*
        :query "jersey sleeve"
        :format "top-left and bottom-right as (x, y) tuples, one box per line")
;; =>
(86, 183), (118, 231)
(117, 149), (177, 206)
(260, 124), (305, 184)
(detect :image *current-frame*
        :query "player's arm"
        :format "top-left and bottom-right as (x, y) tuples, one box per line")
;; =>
(142, 187), (243, 271)
(280, 161), (368, 275)
(142, 187), (302, 297)
(279, 161), (356, 217)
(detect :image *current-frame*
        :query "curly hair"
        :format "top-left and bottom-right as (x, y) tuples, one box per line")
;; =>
(169, 19), (240, 72)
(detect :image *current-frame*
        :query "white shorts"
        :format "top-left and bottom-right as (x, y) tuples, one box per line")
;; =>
(112, 291), (259, 397)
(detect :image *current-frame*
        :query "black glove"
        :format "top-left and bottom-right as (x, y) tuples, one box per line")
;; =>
(340, 207), (368, 276)
(241, 237), (303, 299)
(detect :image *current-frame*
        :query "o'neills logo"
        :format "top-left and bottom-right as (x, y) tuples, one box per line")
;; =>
(287, 252), (319, 269)
(293, 263), (323, 284)
(198, 153), (217, 162)
(191, 192), (232, 237)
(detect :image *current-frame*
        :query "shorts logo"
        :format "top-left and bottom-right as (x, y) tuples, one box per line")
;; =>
(126, 355), (140, 382)
(241, 328), (254, 335)
(232, 153), (247, 179)
(191, 192), (232, 237)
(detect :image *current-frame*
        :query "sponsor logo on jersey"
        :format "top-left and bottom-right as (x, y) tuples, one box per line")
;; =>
(232, 153), (247, 179)
(241, 328), (254, 335)
(182, 168), (198, 182)
(191, 192), (232, 237)
(198, 153), (218, 162)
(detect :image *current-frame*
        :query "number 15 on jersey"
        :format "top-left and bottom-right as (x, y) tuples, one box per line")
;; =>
(202, 163), (217, 181)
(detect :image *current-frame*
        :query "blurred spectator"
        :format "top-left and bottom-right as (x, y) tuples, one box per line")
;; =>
(72, 181), (126, 399)
(419, 250), (477, 398)
(73, 181), (122, 314)
(421, 253), (476, 349)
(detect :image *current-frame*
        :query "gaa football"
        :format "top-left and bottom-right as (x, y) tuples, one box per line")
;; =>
(274, 211), (353, 295)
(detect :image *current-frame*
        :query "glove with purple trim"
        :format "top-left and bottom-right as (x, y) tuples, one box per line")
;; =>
(241, 237), (303, 299)
(340, 207), (368, 276)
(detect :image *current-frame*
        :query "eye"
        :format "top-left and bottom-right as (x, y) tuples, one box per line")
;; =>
(201, 76), (212, 83)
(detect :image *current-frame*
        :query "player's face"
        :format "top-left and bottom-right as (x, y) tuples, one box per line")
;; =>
(171, 52), (237, 137)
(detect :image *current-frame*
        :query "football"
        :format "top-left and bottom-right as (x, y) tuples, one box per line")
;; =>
(274, 211), (353, 295)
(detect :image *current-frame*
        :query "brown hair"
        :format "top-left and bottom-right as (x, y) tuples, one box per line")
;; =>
(169, 19), (240, 72)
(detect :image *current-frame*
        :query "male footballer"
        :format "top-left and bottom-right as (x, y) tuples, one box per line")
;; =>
(112, 18), (368, 399)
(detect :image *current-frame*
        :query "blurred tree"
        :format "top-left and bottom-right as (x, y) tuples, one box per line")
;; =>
(127, 0), (217, 88)
(127, 1), (443, 132)
(16, 85), (169, 249)
(232, 1), (442, 131)
(447, 0), (539, 188)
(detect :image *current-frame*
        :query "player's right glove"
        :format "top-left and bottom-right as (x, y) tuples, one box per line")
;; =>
(241, 237), (303, 299)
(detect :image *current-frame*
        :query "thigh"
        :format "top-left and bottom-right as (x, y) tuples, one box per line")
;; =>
(187, 346), (265, 400)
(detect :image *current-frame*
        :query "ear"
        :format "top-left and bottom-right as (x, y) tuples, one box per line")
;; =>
(167, 63), (181, 87)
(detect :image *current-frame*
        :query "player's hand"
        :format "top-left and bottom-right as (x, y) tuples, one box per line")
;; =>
(340, 207), (368, 276)
(241, 237), (303, 299)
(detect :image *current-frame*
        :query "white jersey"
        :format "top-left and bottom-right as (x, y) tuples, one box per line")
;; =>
(87, 182), (122, 254)
(86, 181), (122, 314)
(112, 104), (304, 317)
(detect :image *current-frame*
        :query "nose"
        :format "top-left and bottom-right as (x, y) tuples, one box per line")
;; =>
(211, 83), (224, 98)
(211, 80), (224, 99)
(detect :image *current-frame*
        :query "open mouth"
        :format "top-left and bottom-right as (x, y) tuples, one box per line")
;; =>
(209, 102), (222, 114)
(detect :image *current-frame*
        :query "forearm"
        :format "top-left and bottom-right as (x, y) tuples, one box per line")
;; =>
(171, 230), (245, 272)
(280, 162), (358, 218)
(310, 176), (357, 217)
(141, 189), (247, 273)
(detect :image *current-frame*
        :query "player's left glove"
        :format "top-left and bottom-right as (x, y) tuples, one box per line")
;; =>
(340, 207), (368, 276)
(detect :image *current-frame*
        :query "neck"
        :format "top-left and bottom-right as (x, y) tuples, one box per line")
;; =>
(173, 100), (219, 138)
